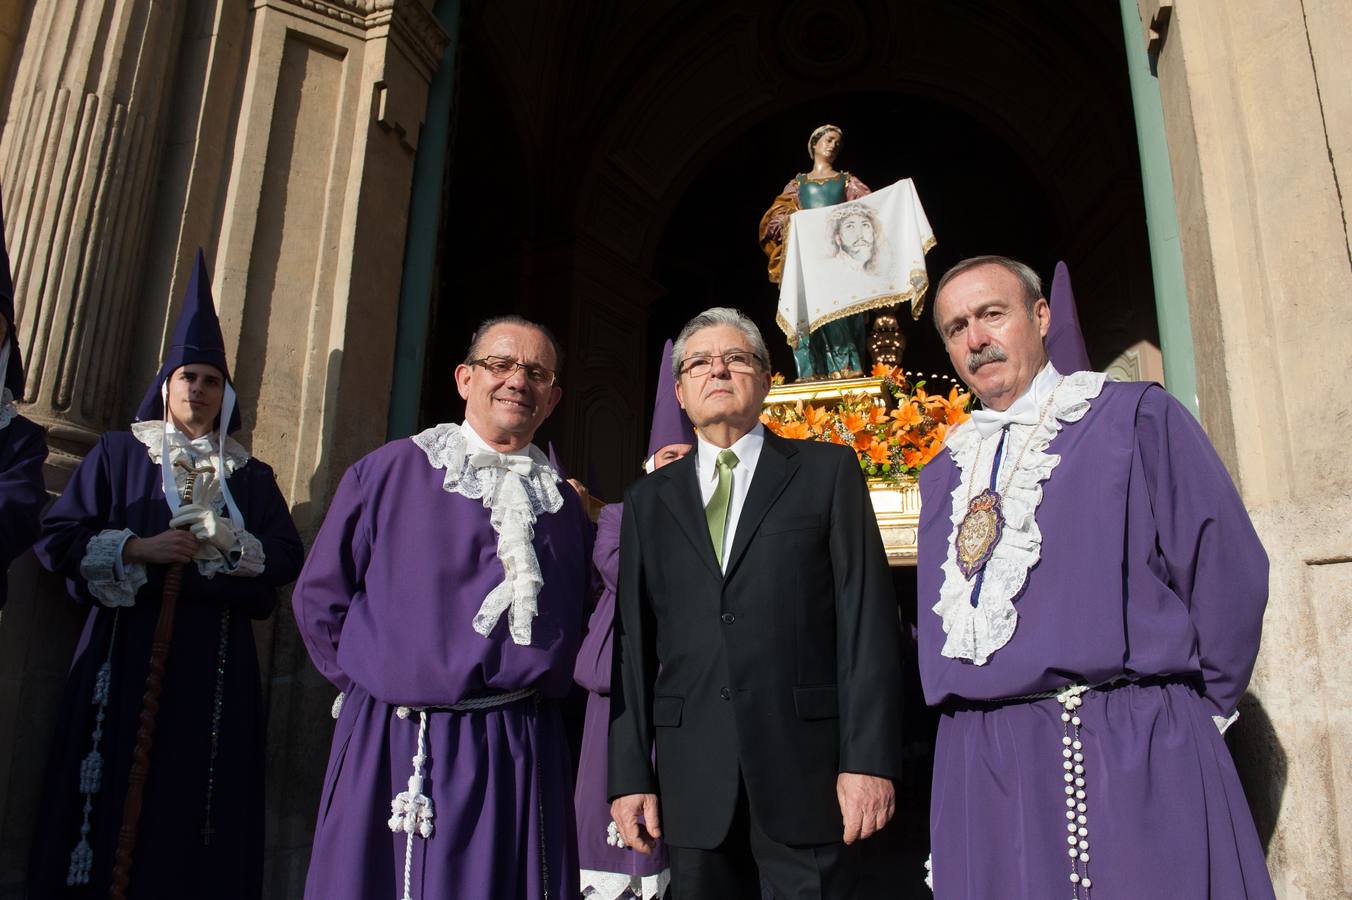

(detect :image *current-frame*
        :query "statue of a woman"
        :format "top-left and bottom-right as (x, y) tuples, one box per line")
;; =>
(759, 124), (872, 380)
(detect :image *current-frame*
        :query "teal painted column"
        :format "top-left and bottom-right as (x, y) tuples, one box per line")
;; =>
(1118, 0), (1199, 416)
(387, 0), (461, 439)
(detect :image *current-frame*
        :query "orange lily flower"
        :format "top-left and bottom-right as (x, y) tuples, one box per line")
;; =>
(842, 412), (867, 434)
(865, 440), (891, 464)
(780, 420), (811, 440)
(890, 402), (923, 430)
(804, 404), (831, 433)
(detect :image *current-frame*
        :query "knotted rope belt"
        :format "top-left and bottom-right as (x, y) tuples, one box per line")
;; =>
(375, 687), (542, 900)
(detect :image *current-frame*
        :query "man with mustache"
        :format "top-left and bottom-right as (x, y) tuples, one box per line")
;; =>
(294, 316), (594, 900)
(917, 256), (1274, 898)
(609, 307), (903, 898)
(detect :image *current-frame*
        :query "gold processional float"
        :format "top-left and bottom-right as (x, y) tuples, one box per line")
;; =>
(759, 356), (970, 568)
(755, 125), (966, 565)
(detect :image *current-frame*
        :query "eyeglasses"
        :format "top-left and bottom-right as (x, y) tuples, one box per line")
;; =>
(678, 351), (764, 378)
(469, 356), (557, 387)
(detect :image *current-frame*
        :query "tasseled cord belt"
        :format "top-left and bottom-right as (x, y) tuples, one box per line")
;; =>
(359, 687), (539, 900)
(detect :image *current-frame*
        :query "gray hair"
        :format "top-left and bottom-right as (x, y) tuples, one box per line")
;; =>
(464, 314), (564, 373)
(933, 255), (1042, 337)
(671, 307), (770, 379)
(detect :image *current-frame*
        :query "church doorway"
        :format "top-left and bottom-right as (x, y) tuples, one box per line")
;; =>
(418, 4), (1157, 893)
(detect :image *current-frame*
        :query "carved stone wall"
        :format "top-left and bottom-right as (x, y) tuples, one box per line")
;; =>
(0, 1), (448, 897)
(1135, 1), (1352, 896)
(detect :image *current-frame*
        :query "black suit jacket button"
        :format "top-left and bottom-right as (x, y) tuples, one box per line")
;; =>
(721, 613), (735, 624)
(720, 687), (732, 700)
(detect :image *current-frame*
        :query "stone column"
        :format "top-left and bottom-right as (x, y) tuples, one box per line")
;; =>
(0, 0), (186, 472)
(1135, 1), (1352, 896)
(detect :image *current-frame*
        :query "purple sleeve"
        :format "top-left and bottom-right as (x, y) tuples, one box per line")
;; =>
(34, 435), (116, 605)
(845, 174), (871, 199)
(1136, 386), (1268, 719)
(574, 503), (622, 693)
(0, 418), (48, 575)
(291, 462), (370, 694)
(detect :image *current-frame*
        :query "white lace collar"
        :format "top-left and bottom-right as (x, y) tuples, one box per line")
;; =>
(131, 420), (250, 473)
(411, 422), (564, 645)
(0, 388), (15, 432)
(931, 369), (1107, 665)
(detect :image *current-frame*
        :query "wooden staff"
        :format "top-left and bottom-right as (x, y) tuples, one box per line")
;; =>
(109, 466), (200, 899)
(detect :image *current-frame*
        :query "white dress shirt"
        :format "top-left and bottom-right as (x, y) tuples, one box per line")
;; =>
(694, 422), (766, 572)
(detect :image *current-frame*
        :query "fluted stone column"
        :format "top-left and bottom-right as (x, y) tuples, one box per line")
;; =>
(0, 0), (185, 469)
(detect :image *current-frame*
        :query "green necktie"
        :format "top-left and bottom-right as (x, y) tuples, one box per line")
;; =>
(705, 448), (739, 567)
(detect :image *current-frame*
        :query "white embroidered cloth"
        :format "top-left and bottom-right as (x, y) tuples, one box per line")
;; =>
(777, 178), (936, 345)
(412, 422), (563, 646)
(932, 369), (1106, 665)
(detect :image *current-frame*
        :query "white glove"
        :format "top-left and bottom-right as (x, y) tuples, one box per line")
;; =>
(169, 503), (239, 552)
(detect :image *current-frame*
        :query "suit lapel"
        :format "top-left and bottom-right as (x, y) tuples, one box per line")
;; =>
(723, 432), (800, 580)
(657, 453), (722, 580)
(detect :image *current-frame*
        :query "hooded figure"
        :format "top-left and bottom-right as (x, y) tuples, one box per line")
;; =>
(574, 340), (694, 900)
(1046, 260), (1092, 375)
(0, 191), (50, 609)
(29, 250), (303, 900)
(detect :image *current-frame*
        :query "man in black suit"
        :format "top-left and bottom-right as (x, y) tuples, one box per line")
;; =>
(608, 307), (903, 898)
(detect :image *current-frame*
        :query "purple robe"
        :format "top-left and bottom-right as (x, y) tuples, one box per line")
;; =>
(0, 412), (48, 609)
(917, 381), (1274, 899)
(574, 503), (669, 891)
(293, 436), (592, 900)
(28, 431), (304, 900)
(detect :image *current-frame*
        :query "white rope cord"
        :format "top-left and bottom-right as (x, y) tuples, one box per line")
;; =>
(67, 609), (120, 886)
(383, 688), (537, 900)
(389, 708), (433, 900)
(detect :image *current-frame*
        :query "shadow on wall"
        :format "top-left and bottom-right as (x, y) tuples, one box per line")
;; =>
(1230, 691), (1286, 854)
(258, 347), (344, 899)
(0, 528), (86, 897)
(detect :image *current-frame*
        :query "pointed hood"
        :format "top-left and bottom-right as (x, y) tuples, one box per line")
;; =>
(1046, 260), (1092, 374)
(647, 339), (696, 458)
(134, 250), (241, 432)
(546, 440), (569, 481)
(0, 191), (25, 399)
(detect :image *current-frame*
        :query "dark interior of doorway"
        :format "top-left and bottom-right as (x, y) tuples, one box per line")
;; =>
(424, 6), (1150, 894)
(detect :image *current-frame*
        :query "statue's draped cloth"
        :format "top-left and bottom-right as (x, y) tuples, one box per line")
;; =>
(776, 178), (936, 348)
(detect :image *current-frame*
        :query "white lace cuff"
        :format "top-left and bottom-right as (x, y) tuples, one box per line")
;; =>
(579, 869), (671, 900)
(0, 387), (15, 431)
(80, 529), (147, 607)
(1213, 710), (1240, 734)
(228, 529), (265, 577)
(196, 526), (265, 579)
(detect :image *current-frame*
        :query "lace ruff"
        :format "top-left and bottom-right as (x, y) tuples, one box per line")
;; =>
(411, 423), (563, 645)
(131, 421), (249, 516)
(931, 371), (1106, 665)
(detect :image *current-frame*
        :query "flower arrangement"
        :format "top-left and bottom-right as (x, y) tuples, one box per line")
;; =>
(760, 365), (972, 482)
